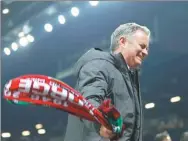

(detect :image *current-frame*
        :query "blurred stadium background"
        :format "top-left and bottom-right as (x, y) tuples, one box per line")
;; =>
(1, 1), (188, 141)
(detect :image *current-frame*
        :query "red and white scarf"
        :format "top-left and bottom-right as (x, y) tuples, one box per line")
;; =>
(3, 74), (121, 131)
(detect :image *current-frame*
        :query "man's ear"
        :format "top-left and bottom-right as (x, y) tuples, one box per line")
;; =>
(119, 36), (126, 46)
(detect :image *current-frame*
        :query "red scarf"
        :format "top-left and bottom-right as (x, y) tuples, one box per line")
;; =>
(3, 74), (120, 131)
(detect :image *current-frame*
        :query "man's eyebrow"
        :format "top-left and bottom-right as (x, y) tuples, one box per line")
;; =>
(140, 44), (146, 48)
(140, 43), (149, 50)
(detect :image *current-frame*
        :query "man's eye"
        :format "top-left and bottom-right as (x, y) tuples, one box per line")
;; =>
(140, 44), (145, 49)
(140, 44), (149, 51)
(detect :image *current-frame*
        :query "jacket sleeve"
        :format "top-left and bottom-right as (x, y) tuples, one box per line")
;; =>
(75, 59), (110, 133)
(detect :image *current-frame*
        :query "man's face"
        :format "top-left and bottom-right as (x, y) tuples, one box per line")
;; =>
(120, 30), (149, 68)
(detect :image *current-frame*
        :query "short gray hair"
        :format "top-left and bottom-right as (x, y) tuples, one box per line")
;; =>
(110, 23), (151, 52)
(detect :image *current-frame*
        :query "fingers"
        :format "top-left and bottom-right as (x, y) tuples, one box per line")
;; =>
(99, 125), (116, 139)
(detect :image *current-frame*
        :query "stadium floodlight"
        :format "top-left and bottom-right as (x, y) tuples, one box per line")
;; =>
(145, 102), (155, 109)
(89, 1), (99, 6)
(19, 37), (29, 47)
(18, 32), (25, 37)
(26, 34), (35, 42)
(44, 23), (53, 32)
(11, 42), (18, 51)
(37, 129), (46, 135)
(35, 124), (43, 129)
(170, 96), (181, 103)
(71, 7), (79, 17)
(58, 15), (66, 24)
(4, 47), (11, 55)
(2, 8), (9, 14)
(1, 132), (11, 138)
(22, 130), (31, 136)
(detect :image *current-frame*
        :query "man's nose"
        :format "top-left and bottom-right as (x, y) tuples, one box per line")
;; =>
(142, 48), (148, 56)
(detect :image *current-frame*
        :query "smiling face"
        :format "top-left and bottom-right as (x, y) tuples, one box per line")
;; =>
(118, 29), (150, 68)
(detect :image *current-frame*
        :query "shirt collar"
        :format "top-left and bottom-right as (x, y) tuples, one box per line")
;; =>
(113, 53), (129, 72)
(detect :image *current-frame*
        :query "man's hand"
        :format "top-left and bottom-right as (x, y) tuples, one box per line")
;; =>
(99, 125), (116, 139)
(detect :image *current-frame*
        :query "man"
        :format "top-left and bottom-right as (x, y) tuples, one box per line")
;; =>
(64, 23), (150, 141)
(155, 131), (172, 141)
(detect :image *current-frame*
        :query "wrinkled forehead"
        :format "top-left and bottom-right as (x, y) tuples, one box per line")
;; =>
(132, 30), (150, 47)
